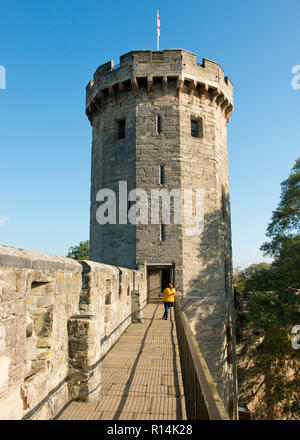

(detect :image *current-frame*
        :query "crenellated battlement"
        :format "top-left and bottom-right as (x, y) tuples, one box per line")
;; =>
(86, 49), (233, 125)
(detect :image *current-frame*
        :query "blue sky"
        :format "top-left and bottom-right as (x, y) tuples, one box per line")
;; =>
(0, 0), (299, 268)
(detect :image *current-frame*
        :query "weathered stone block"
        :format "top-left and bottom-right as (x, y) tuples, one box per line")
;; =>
(0, 326), (6, 351)
(0, 385), (23, 420)
(0, 355), (10, 394)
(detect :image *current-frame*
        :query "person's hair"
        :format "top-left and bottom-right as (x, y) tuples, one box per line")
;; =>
(168, 282), (174, 289)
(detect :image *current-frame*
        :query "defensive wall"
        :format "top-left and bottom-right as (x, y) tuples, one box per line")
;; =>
(0, 245), (147, 420)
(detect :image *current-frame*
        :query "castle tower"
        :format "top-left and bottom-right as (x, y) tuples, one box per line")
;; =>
(86, 49), (237, 417)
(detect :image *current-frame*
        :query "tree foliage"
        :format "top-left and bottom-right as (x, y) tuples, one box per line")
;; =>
(236, 158), (300, 418)
(233, 266), (246, 294)
(245, 287), (300, 417)
(273, 236), (300, 289)
(261, 157), (300, 259)
(233, 263), (281, 296)
(66, 240), (89, 261)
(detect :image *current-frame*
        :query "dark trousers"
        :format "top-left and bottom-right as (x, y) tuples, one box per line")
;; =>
(163, 302), (173, 318)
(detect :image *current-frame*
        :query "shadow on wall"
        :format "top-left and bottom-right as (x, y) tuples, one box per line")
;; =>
(183, 192), (236, 417)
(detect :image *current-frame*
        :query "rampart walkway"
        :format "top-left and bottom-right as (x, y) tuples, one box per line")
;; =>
(57, 303), (187, 420)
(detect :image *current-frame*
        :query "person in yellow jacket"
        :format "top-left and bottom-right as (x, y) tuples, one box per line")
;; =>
(162, 283), (176, 320)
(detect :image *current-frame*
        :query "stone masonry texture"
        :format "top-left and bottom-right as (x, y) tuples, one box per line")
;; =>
(86, 49), (237, 417)
(0, 245), (147, 419)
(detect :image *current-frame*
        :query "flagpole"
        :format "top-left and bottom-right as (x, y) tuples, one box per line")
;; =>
(156, 10), (160, 51)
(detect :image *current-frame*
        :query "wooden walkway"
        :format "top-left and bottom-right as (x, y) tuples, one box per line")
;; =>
(58, 303), (186, 420)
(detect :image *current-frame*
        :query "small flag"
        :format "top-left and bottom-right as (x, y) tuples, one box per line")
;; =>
(157, 10), (160, 37)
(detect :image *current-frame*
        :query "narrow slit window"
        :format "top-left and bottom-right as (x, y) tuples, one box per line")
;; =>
(224, 259), (230, 297)
(221, 185), (226, 220)
(191, 117), (203, 138)
(128, 200), (135, 213)
(128, 200), (136, 223)
(160, 165), (165, 184)
(118, 119), (126, 139)
(157, 115), (162, 134)
(161, 223), (166, 242)
(191, 119), (198, 137)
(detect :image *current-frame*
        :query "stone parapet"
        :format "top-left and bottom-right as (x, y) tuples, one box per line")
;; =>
(0, 245), (82, 420)
(0, 245), (147, 419)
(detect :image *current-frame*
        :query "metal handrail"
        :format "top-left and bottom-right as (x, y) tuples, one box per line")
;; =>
(174, 299), (229, 420)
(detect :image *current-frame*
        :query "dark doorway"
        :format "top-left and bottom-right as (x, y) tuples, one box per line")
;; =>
(161, 269), (171, 291)
(146, 264), (175, 303)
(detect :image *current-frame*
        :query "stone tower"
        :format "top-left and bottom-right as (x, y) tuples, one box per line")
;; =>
(86, 49), (237, 417)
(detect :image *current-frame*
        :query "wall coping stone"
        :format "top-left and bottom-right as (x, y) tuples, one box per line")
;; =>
(0, 245), (82, 273)
(80, 260), (141, 275)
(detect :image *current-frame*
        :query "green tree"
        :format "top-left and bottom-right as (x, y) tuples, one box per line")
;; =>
(242, 159), (300, 418)
(233, 263), (281, 297)
(260, 157), (300, 290)
(245, 287), (300, 417)
(261, 157), (300, 259)
(243, 263), (283, 294)
(233, 266), (246, 295)
(273, 236), (300, 289)
(66, 240), (89, 260)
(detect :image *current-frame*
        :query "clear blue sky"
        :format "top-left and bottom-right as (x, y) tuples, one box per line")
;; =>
(0, 0), (299, 268)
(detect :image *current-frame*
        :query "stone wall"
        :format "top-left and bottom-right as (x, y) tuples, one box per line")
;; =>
(68, 260), (147, 404)
(0, 245), (147, 420)
(86, 49), (237, 416)
(0, 245), (81, 420)
(89, 85), (137, 267)
(178, 83), (236, 416)
(135, 77), (183, 290)
(87, 49), (233, 288)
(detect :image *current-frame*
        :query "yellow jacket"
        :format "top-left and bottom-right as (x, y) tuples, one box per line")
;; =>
(162, 287), (176, 303)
